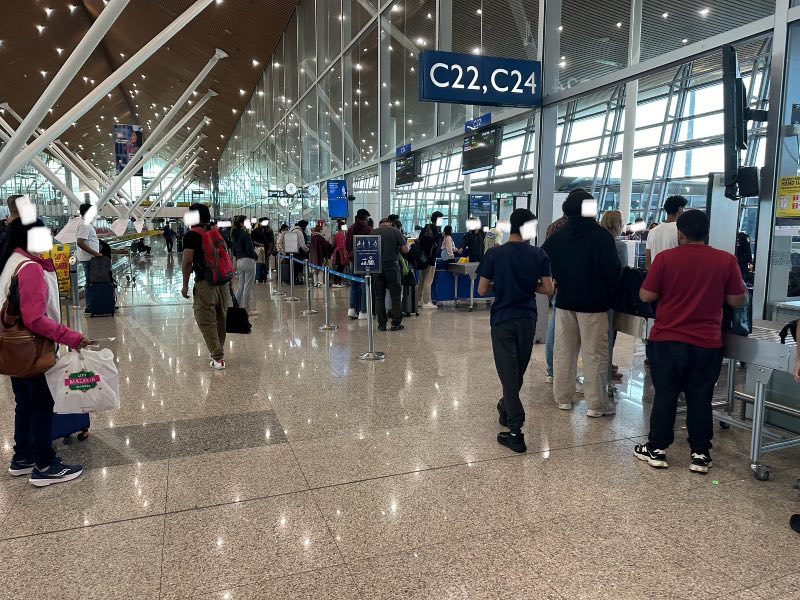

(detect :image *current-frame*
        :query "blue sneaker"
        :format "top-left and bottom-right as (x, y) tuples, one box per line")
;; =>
(29, 459), (83, 487)
(8, 458), (35, 477)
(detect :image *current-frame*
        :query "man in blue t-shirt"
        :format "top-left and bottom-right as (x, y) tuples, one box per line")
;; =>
(477, 209), (554, 453)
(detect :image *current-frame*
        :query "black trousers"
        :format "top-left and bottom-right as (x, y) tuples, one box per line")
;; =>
(165, 237), (174, 252)
(373, 262), (403, 327)
(491, 318), (536, 433)
(648, 340), (723, 454)
(11, 375), (56, 469)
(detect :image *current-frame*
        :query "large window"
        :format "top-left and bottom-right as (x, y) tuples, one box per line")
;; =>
(344, 25), (379, 169)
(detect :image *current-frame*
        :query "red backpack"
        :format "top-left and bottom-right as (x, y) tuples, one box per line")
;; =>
(191, 226), (234, 285)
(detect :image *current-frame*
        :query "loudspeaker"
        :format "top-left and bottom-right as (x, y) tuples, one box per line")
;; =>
(738, 166), (759, 198)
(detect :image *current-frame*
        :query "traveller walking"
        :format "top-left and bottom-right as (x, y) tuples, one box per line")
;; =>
(634, 210), (746, 473)
(231, 215), (258, 314)
(600, 209), (628, 381)
(76, 202), (102, 283)
(477, 208), (554, 453)
(1, 218), (93, 486)
(544, 204), (569, 384)
(163, 223), (177, 253)
(331, 221), (347, 288)
(181, 204), (234, 370)
(542, 189), (621, 416)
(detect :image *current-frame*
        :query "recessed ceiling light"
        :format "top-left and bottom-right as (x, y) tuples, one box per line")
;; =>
(558, 25), (563, 31)
(476, 8), (482, 14)
(662, 12), (669, 18)
(36, 25), (45, 34)
(252, 59), (259, 67)
(44, 7), (53, 16)
(699, 8), (710, 16)
(682, 38), (688, 43)
(616, 22), (622, 28)
(56, 48), (64, 55)
(67, 4), (77, 12)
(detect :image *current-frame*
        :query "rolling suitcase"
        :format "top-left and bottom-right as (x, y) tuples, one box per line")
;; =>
(256, 262), (267, 283)
(52, 413), (90, 443)
(280, 261), (291, 284)
(402, 284), (418, 317)
(86, 282), (115, 317)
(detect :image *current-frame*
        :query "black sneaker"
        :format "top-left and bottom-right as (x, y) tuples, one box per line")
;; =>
(377, 324), (387, 331)
(791, 514), (800, 535)
(633, 443), (668, 468)
(497, 432), (526, 453)
(390, 324), (405, 331)
(689, 452), (713, 474)
(8, 458), (35, 476)
(496, 401), (507, 427)
(29, 458), (83, 487)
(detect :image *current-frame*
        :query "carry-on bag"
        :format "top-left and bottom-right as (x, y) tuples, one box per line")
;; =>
(51, 413), (90, 443)
(46, 348), (120, 414)
(86, 282), (115, 317)
(256, 262), (267, 282)
(226, 291), (252, 334)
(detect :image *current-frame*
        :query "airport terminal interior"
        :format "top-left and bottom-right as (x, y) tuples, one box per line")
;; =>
(0, 0), (799, 598)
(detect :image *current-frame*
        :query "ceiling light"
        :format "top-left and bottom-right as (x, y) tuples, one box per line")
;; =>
(559, 60), (566, 68)
(56, 48), (64, 55)
(682, 38), (688, 44)
(252, 59), (260, 67)
(558, 25), (563, 31)
(44, 7), (53, 16)
(141, 74), (146, 79)
(239, 89), (246, 95)
(40, 70), (47, 78)
(662, 12), (668, 18)
(699, 8), (710, 16)
(476, 8), (482, 14)
(472, 47), (481, 55)
(67, 4), (77, 12)
(616, 22), (622, 28)
(36, 25), (45, 34)
(232, 108), (237, 114)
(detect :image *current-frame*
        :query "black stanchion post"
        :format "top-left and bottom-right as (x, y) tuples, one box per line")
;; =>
(285, 255), (300, 302)
(319, 267), (338, 331)
(70, 260), (82, 334)
(303, 260), (318, 316)
(358, 274), (385, 362)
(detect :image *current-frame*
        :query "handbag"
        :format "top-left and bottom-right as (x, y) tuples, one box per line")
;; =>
(226, 286), (252, 334)
(0, 262), (57, 378)
(46, 348), (120, 414)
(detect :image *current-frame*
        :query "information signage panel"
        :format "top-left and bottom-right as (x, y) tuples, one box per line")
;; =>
(354, 235), (381, 274)
(284, 232), (300, 255)
(419, 51), (541, 108)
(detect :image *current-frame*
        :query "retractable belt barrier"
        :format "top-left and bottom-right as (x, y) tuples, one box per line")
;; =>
(275, 254), (380, 359)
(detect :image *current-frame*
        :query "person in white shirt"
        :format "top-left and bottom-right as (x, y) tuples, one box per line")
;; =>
(645, 195), (687, 269)
(76, 203), (101, 282)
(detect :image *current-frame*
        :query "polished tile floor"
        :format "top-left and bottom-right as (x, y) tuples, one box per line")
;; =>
(0, 249), (798, 599)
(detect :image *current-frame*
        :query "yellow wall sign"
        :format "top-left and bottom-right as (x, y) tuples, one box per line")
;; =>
(40, 244), (71, 297)
(776, 176), (800, 218)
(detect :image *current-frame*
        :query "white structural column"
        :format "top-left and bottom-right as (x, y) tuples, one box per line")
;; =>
(136, 138), (202, 215)
(97, 90), (216, 210)
(0, 0), (217, 183)
(97, 90), (217, 208)
(147, 165), (198, 219)
(126, 120), (208, 216)
(618, 0), (643, 224)
(99, 49), (227, 208)
(0, 0), (130, 180)
(0, 102), (133, 210)
(0, 125), (83, 211)
(143, 157), (199, 218)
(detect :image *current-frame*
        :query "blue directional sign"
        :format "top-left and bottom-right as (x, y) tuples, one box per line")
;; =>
(419, 51), (542, 108)
(465, 113), (492, 132)
(327, 179), (348, 201)
(396, 143), (412, 157)
(354, 235), (382, 274)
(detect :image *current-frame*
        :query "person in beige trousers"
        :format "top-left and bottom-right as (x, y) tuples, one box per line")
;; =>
(541, 189), (622, 417)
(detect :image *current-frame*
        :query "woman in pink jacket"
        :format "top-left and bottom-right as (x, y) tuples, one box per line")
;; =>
(0, 217), (92, 486)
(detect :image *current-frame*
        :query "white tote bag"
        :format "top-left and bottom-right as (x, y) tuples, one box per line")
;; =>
(45, 348), (120, 414)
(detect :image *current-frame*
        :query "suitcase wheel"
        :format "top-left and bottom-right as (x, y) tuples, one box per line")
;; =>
(62, 435), (73, 445)
(78, 431), (90, 441)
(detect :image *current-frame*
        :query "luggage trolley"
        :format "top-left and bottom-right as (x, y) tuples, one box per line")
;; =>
(447, 262), (492, 312)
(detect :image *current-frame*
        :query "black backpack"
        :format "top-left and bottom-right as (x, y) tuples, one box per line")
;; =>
(611, 267), (656, 319)
(779, 320), (798, 344)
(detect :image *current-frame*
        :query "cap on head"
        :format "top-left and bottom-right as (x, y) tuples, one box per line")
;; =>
(355, 209), (370, 220)
(563, 188), (594, 217)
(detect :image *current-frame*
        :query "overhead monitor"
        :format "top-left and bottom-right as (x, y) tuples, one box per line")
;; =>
(462, 127), (503, 175)
(327, 179), (349, 219)
(396, 152), (422, 187)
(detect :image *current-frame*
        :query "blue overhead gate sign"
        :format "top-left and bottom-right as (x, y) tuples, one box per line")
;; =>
(419, 51), (542, 108)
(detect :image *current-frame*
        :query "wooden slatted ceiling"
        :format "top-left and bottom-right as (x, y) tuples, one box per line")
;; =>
(0, 0), (299, 185)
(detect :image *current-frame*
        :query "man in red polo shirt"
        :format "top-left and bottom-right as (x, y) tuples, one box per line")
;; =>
(634, 209), (746, 474)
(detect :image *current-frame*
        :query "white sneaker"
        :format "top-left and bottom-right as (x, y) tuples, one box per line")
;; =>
(575, 381), (584, 395)
(210, 359), (226, 370)
(358, 312), (368, 320)
(545, 375), (554, 384)
(587, 405), (616, 418)
(557, 403), (572, 410)
(422, 302), (438, 309)
(332, 284), (344, 288)
(347, 308), (357, 318)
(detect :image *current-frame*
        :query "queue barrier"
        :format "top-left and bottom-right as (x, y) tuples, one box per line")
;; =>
(276, 254), (380, 360)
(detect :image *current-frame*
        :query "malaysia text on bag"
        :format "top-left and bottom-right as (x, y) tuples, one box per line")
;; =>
(46, 348), (120, 414)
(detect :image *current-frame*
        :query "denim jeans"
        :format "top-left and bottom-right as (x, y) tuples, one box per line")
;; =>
(349, 280), (366, 313)
(81, 260), (92, 285)
(11, 375), (56, 469)
(545, 302), (556, 377)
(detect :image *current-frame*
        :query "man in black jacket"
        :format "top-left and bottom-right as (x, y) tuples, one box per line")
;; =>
(542, 189), (621, 417)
